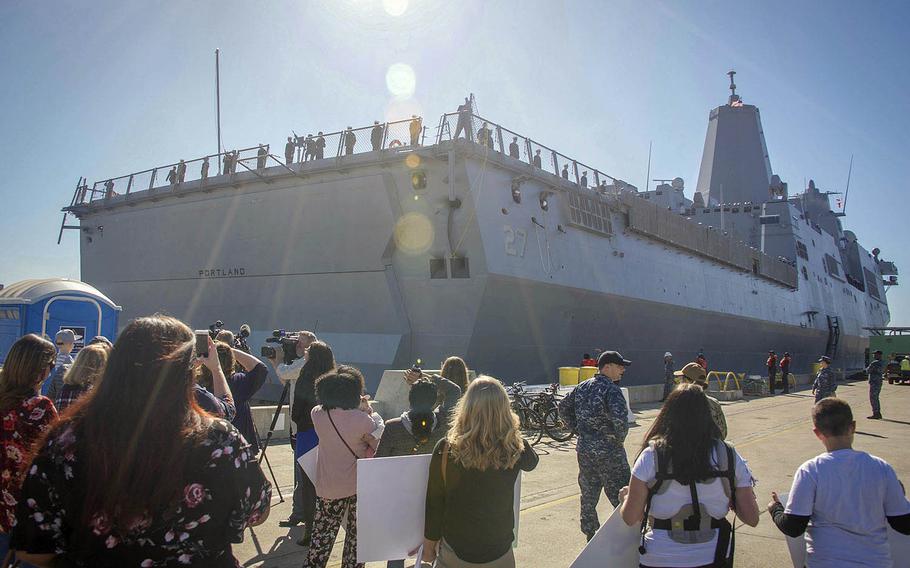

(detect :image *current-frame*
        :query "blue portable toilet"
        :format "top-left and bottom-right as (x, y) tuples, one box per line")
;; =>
(0, 279), (121, 364)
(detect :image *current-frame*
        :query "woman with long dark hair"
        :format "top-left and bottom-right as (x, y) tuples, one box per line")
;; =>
(0, 334), (58, 560)
(11, 315), (271, 567)
(287, 341), (335, 545)
(619, 383), (759, 568)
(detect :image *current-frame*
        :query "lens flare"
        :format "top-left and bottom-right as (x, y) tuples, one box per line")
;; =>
(386, 63), (416, 99)
(383, 0), (408, 16)
(394, 212), (433, 254)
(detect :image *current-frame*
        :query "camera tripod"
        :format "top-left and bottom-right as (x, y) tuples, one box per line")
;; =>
(257, 381), (291, 503)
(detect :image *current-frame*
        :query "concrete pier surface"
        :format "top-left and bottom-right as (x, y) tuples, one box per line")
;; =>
(237, 380), (910, 567)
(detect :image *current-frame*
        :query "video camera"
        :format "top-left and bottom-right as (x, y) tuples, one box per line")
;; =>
(261, 329), (302, 366)
(208, 320), (252, 353)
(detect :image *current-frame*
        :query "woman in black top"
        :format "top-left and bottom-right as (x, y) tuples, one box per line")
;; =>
(423, 376), (538, 567)
(288, 340), (335, 545)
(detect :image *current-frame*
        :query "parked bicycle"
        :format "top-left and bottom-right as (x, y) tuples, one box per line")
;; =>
(534, 383), (574, 442)
(507, 382), (543, 445)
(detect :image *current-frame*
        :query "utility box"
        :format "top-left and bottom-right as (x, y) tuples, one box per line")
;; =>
(0, 279), (122, 364)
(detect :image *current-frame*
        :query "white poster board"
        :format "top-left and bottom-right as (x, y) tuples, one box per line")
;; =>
(356, 455), (523, 563)
(570, 505), (640, 568)
(780, 492), (910, 567)
(297, 446), (319, 484)
(620, 387), (635, 424)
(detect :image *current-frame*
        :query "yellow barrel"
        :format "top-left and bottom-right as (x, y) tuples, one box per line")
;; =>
(579, 366), (598, 381)
(559, 367), (580, 386)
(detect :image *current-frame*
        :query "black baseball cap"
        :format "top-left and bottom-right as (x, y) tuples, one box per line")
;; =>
(598, 351), (631, 368)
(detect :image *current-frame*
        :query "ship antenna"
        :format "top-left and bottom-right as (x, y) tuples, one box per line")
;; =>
(644, 141), (652, 193)
(842, 154), (854, 214)
(727, 69), (739, 105)
(215, 48), (223, 173)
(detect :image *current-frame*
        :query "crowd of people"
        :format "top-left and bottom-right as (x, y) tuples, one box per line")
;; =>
(1, 319), (909, 567)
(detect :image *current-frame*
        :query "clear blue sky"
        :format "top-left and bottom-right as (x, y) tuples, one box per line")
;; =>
(2, 0), (908, 324)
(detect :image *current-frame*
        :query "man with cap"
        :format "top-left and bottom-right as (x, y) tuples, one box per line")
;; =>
(767, 350), (778, 395)
(866, 350), (885, 419)
(661, 352), (675, 401)
(780, 351), (792, 394)
(371, 120), (384, 151)
(675, 362), (727, 439)
(558, 350), (632, 541)
(44, 329), (77, 399)
(812, 356), (837, 403)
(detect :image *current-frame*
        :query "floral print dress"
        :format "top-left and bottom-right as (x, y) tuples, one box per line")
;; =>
(0, 395), (58, 533)
(11, 419), (271, 567)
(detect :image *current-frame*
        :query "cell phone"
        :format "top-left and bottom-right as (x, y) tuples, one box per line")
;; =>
(195, 330), (209, 358)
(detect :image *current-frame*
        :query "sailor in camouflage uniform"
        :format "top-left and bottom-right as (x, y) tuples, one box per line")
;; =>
(558, 350), (632, 541)
(866, 349), (884, 419)
(812, 356), (837, 403)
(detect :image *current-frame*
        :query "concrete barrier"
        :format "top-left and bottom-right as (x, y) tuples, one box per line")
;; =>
(251, 405), (291, 441)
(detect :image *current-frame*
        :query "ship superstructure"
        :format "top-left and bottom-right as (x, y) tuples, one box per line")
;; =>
(60, 75), (897, 389)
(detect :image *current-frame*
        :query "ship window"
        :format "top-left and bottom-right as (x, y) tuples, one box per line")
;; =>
(802, 266), (808, 280)
(796, 241), (809, 260)
(864, 267), (881, 299)
(429, 258), (448, 279)
(451, 257), (470, 279)
(823, 254), (841, 277)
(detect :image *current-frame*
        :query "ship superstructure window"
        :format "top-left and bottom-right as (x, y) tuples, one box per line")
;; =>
(567, 192), (612, 236)
(796, 241), (809, 260)
(864, 267), (881, 300)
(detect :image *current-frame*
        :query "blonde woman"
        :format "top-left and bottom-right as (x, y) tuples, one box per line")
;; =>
(422, 377), (538, 568)
(55, 343), (109, 412)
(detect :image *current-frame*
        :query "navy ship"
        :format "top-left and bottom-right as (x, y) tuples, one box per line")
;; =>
(59, 73), (897, 390)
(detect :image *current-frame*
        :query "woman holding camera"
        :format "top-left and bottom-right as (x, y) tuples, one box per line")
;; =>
(12, 315), (271, 567)
(198, 341), (268, 453)
(304, 366), (383, 568)
(0, 334), (59, 560)
(422, 376), (538, 568)
(619, 383), (759, 568)
(287, 341), (335, 545)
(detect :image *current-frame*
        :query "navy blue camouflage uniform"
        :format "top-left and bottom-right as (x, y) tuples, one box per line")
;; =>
(866, 358), (884, 416)
(558, 374), (630, 539)
(813, 367), (837, 403)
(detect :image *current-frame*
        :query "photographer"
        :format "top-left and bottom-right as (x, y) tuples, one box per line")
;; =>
(404, 357), (467, 418)
(199, 341), (268, 453)
(193, 340), (236, 421)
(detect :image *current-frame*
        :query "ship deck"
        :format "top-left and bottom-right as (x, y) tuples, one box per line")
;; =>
(236, 379), (910, 567)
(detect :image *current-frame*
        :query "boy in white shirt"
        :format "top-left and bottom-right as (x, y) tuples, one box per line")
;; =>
(768, 399), (910, 567)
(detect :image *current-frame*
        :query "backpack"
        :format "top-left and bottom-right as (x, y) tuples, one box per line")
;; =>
(639, 440), (738, 567)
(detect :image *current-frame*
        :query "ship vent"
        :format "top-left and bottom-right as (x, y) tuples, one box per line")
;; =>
(566, 192), (613, 236)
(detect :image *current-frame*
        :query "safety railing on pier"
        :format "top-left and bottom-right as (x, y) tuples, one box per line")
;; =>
(435, 112), (629, 192)
(68, 116), (427, 207)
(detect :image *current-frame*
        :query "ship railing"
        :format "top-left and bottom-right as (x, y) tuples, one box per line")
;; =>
(292, 117), (426, 162)
(69, 116), (429, 207)
(73, 145), (271, 205)
(435, 112), (620, 191)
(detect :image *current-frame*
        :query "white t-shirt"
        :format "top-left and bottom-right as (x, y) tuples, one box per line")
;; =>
(631, 443), (754, 567)
(785, 448), (910, 568)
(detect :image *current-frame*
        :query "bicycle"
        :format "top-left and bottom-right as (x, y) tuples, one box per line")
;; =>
(507, 382), (543, 446)
(533, 383), (574, 442)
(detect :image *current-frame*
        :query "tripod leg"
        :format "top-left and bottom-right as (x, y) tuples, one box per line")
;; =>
(261, 450), (284, 503)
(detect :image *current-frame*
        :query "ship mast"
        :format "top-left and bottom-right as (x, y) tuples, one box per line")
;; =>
(727, 69), (740, 105)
